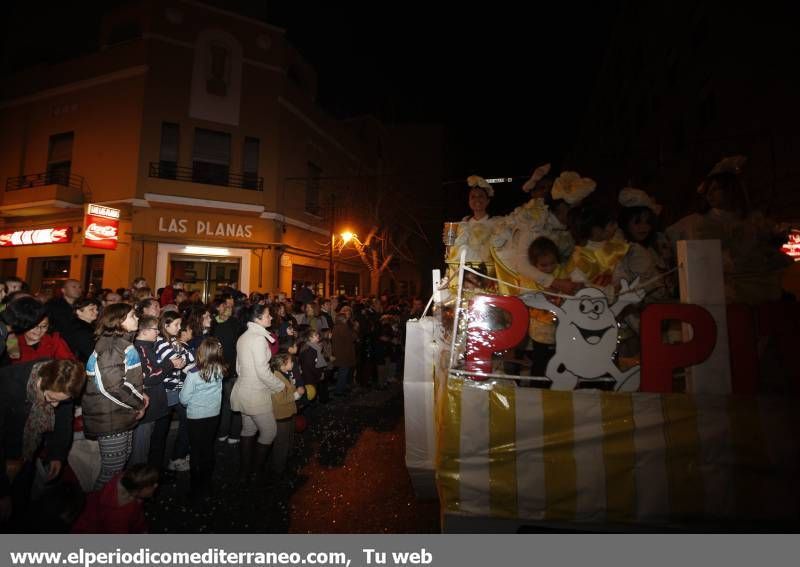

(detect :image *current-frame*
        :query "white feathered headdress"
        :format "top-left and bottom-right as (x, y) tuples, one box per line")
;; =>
(467, 175), (494, 197)
(522, 163), (552, 193)
(550, 171), (596, 205)
(619, 187), (662, 215)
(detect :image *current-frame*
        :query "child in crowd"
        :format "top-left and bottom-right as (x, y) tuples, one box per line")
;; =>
(72, 464), (159, 533)
(522, 237), (564, 385)
(154, 311), (192, 472)
(268, 353), (304, 483)
(179, 337), (225, 504)
(129, 315), (169, 466)
(614, 188), (676, 356)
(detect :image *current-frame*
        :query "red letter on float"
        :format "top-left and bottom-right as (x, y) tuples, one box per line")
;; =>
(464, 294), (529, 378)
(640, 304), (717, 393)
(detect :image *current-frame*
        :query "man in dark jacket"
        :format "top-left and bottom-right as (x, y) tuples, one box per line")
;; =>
(295, 281), (316, 306)
(45, 279), (83, 335)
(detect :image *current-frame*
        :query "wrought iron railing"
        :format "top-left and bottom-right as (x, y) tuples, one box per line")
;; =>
(149, 161), (264, 191)
(5, 171), (85, 191)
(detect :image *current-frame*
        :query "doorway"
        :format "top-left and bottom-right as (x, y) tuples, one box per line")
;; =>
(169, 254), (240, 303)
(27, 256), (70, 295)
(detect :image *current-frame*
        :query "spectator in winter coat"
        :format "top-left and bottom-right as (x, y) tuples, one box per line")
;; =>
(0, 359), (85, 525)
(82, 304), (148, 490)
(230, 304), (285, 482)
(45, 279), (83, 335)
(211, 300), (243, 444)
(5, 298), (76, 365)
(331, 314), (357, 396)
(64, 298), (101, 363)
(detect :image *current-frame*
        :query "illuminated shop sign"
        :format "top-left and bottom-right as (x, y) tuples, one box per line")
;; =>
(158, 216), (253, 238)
(87, 203), (121, 219)
(83, 203), (120, 250)
(782, 229), (800, 260)
(0, 227), (73, 247)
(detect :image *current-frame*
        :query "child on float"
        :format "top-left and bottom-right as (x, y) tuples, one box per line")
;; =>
(613, 188), (676, 357)
(521, 237), (565, 386)
(507, 171), (592, 297)
(565, 198), (630, 298)
(179, 337), (224, 504)
(268, 353), (305, 483)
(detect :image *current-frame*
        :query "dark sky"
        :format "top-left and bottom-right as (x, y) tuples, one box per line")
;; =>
(269, 3), (620, 178)
(2, 1), (620, 208)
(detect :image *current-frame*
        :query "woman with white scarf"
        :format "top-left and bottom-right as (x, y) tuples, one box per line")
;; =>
(230, 303), (286, 483)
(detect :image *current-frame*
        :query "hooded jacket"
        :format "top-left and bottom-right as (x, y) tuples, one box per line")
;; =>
(82, 334), (145, 438)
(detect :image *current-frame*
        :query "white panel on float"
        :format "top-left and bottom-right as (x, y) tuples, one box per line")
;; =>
(677, 239), (731, 395)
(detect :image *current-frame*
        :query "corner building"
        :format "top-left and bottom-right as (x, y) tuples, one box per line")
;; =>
(0, 0), (381, 300)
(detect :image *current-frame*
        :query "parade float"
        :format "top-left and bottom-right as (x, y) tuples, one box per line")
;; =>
(403, 177), (800, 532)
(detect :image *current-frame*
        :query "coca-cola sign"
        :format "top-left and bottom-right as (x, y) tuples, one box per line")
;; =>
(83, 203), (120, 250)
(0, 227), (73, 246)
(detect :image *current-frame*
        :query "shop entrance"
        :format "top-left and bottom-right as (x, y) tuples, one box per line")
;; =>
(336, 271), (360, 296)
(83, 255), (104, 297)
(27, 256), (70, 295)
(291, 265), (325, 299)
(169, 255), (240, 303)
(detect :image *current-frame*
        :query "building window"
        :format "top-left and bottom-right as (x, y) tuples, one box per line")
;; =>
(242, 137), (260, 190)
(206, 42), (230, 96)
(305, 162), (322, 215)
(47, 132), (74, 186)
(159, 122), (180, 179)
(192, 128), (231, 186)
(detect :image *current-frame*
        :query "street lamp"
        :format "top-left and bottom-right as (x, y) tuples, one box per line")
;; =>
(329, 229), (357, 297)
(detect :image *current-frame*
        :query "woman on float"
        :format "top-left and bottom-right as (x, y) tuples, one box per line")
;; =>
(446, 175), (499, 292)
(667, 156), (791, 305)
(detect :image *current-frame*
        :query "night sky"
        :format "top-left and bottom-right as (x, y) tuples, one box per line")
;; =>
(268, 2), (620, 214)
(2, 1), (620, 217)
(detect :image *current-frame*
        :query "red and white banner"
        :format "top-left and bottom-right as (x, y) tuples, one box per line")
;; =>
(0, 226), (73, 247)
(83, 203), (120, 250)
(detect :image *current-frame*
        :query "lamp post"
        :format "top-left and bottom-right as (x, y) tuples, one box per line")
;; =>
(329, 193), (336, 297)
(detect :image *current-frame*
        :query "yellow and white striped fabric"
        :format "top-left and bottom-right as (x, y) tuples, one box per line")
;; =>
(437, 377), (800, 527)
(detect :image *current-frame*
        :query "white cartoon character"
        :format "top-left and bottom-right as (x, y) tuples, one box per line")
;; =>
(520, 278), (645, 391)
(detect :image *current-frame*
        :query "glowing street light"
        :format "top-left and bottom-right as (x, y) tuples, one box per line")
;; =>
(341, 231), (355, 244)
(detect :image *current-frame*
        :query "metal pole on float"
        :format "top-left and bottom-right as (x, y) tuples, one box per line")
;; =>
(448, 249), (467, 371)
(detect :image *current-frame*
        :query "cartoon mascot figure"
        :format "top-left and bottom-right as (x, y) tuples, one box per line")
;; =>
(520, 278), (645, 391)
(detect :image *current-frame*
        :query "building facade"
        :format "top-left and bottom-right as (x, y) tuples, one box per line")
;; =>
(0, 0), (392, 300)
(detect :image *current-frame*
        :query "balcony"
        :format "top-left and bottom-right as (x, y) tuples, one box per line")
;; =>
(1, 171), (85, 216)
(149, 162), (263, 191)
